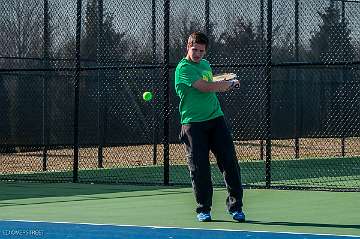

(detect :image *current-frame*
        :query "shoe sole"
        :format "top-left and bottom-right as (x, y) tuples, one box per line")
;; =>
(233, 215), (245, 222)
(233, 217), (245, 222)
(198, 217), (211, 222)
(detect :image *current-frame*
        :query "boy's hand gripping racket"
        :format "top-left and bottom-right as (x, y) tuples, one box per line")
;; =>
(212, 73), (240, 89)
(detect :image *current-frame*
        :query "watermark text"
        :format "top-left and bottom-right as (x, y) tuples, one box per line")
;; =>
(2, 229), (44, 237)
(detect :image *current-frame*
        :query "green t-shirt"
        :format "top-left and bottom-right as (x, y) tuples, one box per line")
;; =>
(175, 58), (224, 124)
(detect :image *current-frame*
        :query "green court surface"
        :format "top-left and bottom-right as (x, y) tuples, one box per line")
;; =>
(1, 182), (359, 236)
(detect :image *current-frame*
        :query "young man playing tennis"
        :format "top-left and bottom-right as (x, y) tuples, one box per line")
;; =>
(175, 32), (245, 222)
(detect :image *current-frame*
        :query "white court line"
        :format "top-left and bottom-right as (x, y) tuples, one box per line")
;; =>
(1, 219), (360, 238)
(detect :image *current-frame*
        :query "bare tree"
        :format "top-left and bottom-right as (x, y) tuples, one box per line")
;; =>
(0, 0), (43, 61)
(170, 12), (222, 64)
(0, 0), (44, 146)
(58, 0), (131, 63)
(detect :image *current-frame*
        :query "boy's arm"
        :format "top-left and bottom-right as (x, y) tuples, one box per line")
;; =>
(192, 79), (240, 92)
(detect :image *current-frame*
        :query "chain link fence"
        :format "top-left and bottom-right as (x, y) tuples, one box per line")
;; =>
(0, 0), (359, 191)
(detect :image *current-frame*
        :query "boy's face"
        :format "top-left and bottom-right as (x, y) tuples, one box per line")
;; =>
(186, 43), (206, 63)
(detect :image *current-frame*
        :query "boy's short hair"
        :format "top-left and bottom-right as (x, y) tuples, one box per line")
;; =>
(187, 32), (209, 49)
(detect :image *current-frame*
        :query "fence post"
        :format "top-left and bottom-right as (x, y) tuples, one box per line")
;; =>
(42, 0), (50, 171)
(265, 0), (273, 189)
(163, 0), (170, 186)
(73, 0), (82, 183)
(259, 0), (265, 161)
(294, 0), (300, 158)
(341, 1), (346, 157)
(152, 0), (158, 165)
(152, 0), (157, 62)
(205, 0), (210, 36)
(97, 0), (104, 168)
(260, 0), (264, 38)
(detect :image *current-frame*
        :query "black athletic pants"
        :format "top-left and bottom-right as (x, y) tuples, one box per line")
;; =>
(179, 116), (243, 214)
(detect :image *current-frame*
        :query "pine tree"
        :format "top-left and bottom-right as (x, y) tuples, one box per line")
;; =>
(308, 2), (356, 134)
(81, 0), (129, 63)
(310, 2), (355, 62)
(61, 0), (129, 63)
(218, 17), (265, 64)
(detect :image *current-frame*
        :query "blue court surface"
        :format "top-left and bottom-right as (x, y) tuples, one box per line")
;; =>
(1, 220), (359, 239)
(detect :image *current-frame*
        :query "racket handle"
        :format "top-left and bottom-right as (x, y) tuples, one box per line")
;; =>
(229, 79), (240, 89)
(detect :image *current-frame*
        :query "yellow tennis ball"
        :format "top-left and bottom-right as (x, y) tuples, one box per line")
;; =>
(143, 91), (153, 101)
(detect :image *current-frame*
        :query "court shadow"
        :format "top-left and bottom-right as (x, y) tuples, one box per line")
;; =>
(211, 219), (238, 223)
(0, 181), (192, 202)
(0, 189), (194, 208)
(246, 220), (360, 230)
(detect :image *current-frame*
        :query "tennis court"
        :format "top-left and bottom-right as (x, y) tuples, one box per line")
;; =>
(1, 182), (360, 238)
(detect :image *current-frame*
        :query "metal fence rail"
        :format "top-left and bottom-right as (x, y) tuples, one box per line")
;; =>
(0, 0), (359, 191)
